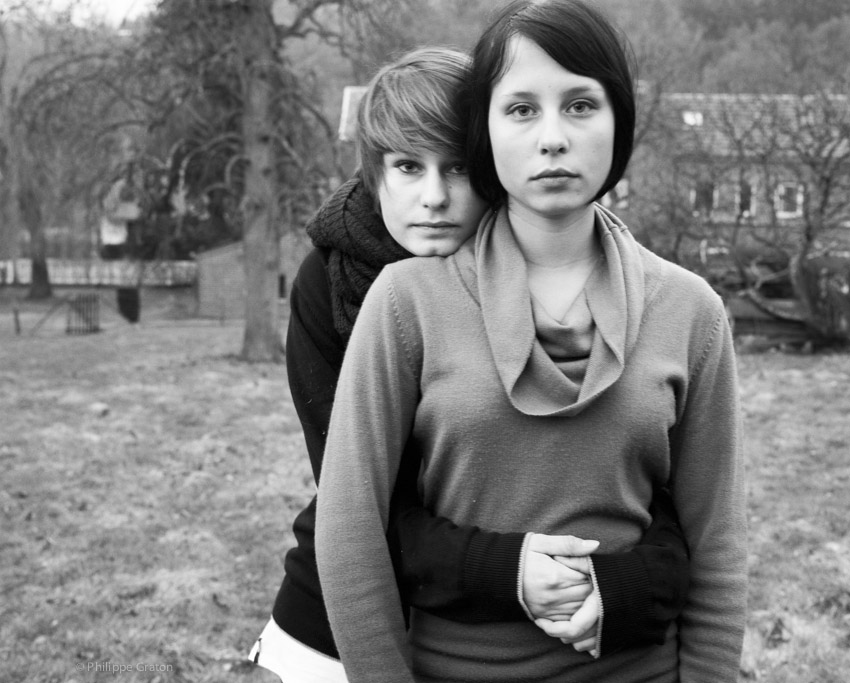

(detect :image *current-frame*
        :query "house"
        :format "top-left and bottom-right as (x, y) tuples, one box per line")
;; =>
(642, 92), (850, 248)
(635, 91), (850, 340)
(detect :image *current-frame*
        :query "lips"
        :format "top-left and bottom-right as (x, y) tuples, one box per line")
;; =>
(531, 168), (579, 180)
(412, 222), (459, 229)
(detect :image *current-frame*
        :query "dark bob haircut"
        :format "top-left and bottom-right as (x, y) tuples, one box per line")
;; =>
(468, 0), (636, 206)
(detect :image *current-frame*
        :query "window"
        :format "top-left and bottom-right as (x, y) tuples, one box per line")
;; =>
(799, 109), (817, 127)
(683, 110), (704, 127)
(691, 180), (715, 215)
(713, 179), (754, 219)
(738, 180), (754, 218)
(774, 182), (804, 219)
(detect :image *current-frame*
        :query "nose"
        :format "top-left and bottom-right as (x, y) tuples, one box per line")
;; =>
(538, 111), (568, 155)
(421, 168), (449, 209)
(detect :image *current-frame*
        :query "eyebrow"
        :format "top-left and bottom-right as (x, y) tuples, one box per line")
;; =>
(496, 85), (605, 100)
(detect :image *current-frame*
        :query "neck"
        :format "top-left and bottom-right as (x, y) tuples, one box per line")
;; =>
(507, 202), (599, 268)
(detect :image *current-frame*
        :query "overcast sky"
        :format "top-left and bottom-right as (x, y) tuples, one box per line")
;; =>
(32, 0), (156, 25)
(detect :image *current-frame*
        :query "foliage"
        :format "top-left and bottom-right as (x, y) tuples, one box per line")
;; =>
(331, 0), (494, 77)
(680, 0), (850, 39)
(3, 0), (850, 332)
(700, 17), (850, 94)
(595, 0), (850, 95)
(595, 0), (850, 342)
(0, 6), (138, 295)
(99, 0), (332, 261)
(625, 88), (850, 341)
(128, 0), (425, 360)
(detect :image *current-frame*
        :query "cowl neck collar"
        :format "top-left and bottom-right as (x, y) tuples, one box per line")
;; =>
(456, 204), (645, 416)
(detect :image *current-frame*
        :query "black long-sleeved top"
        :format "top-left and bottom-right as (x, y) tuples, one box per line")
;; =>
(271, 246), (690, 659)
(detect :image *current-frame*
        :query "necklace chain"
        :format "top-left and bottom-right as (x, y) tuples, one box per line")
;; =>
(525, 253), (602, 269)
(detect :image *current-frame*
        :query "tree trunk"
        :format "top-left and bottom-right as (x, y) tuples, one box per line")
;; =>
(20, 182), (52, 299)
(239, 0), (282, 363)
(0, 182), (20, 278)
(1, 131), (23, 279)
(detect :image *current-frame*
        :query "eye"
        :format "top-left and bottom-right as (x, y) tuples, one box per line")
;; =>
(568, 99), (597, 116)
(507, 103), (536, 119)
(394, 160), (421, 174)
(447, 162), (469, 175)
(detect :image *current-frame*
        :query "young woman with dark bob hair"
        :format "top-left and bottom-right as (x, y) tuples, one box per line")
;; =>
(315, 1), (747, 681)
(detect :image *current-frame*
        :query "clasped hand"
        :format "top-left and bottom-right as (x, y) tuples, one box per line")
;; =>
(522, 534), (600, 655)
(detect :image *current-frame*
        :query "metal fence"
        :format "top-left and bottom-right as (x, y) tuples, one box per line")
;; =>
(65, 294), (101, 335)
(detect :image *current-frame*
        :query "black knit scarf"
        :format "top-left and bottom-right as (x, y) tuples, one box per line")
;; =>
(306, 176), (411, 340)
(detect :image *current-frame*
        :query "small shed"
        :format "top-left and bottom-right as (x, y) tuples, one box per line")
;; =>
(195, 231), (312, 319)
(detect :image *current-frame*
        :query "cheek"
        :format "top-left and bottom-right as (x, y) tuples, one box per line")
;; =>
(380, 179), (414, 221)
(589, 136), (613, 168)
(490, 137), (519, 190)
(377, 182), (392, 216)
(378, 191), (407, 244)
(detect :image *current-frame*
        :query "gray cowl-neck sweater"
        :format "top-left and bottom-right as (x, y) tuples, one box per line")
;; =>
(316, 205), (747, 683)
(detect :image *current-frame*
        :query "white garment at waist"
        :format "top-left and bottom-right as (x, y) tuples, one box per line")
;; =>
(248, 617), (348, 683)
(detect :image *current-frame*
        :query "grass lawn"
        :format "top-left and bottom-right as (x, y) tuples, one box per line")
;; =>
(1, 291), (849, 682)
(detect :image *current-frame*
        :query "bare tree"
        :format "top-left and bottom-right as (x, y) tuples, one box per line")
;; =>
(778, 93), (850, 338)
(238, 0), (285, 362)
(1, 2), (134, 297)
(0, 12), (40, 285)
(135, 0), (415, 362)
(633, 90), (850, 340)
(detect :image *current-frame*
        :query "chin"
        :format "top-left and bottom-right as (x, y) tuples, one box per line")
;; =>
(409, 241), (456, 258)
(535, 200), (593, 219)
(412, 247), (448, 257)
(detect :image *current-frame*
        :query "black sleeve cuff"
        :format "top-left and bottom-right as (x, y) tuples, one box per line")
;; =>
(591, 551), (656, 655)
(460, 530), (528, 622)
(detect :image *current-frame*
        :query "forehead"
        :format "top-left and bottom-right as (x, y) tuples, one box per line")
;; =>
(493, 35), (605, 96)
